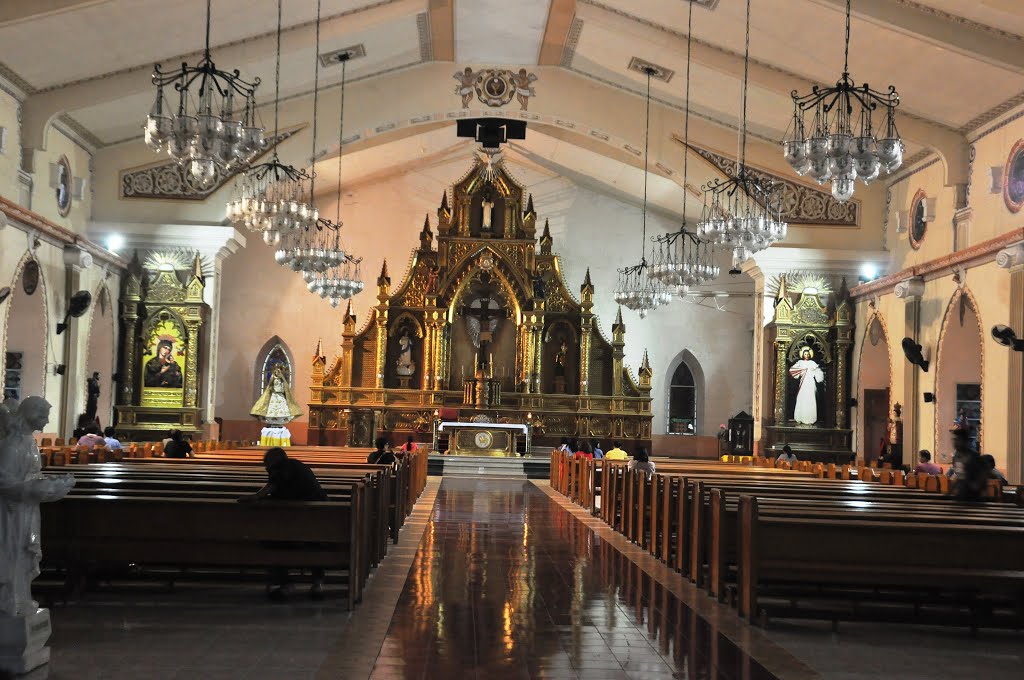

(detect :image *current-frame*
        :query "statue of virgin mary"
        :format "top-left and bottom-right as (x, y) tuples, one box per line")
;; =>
(250, 366), (303, 446)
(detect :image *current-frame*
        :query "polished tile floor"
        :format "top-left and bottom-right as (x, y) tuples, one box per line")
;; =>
(362, 478), (783, 680)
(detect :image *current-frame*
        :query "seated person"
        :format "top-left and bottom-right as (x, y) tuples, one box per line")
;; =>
(775, 445), (797, 464)
(237, 447), (329, 600)
(163, 429), (193, 458)
(913, 449), (942, 475)
(592, 440), (604, 459)
(367, 437), (396, 465)
(604, 440), (628, 460)
(397, 436), (417, 457)
(879, 446), (903, 470)
(627, 447), (656, 479)
(981, 454), (1008, 486)
(574, 442), (593, 460)
(103, 426), (123, 451)
(77, 426), (106, 449)
(949, 428), (986, 501)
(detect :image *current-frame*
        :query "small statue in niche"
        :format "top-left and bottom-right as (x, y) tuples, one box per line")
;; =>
(396, 331), (416, 377)
(0, 397), (75, 617)
(554, 341), (568, 377)
(532, 273), (547, 300)
(481, 190), (496, 231)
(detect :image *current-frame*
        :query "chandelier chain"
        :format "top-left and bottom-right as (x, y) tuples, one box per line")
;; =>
(640, 67), (652, 262)
(336, 59), (347, 227)
(204, 0), (212, 56)
(310, 0), (322, 204)
(272, 0), (282, 155)
(739, 0), (751, 173)
(843, 0), (852, 75)
(681, 0), (693, 226)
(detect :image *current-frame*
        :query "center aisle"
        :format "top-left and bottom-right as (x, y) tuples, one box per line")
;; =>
(361, 478), (800, 680)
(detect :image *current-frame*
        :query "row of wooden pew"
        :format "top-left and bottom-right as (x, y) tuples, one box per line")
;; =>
(40, 447), (427, 610)
(550, 453), (1024, 630)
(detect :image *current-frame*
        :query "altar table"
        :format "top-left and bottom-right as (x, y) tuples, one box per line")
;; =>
(438, 422), (528, 457)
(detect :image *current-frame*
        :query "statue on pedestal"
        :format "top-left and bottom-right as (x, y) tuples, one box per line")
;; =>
(250, 366), (303, 447)
(396, 332), (416, 377)
(85, 372), (100, 422)
(0, 396), (75, 675)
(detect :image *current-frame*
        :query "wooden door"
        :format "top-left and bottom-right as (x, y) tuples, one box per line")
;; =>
(863, 389), (889, 462)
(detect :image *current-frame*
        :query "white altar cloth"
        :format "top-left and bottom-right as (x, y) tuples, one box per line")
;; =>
(438, 421), (528, 435)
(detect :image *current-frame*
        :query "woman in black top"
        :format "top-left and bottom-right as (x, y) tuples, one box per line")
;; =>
(163, 430), (193, 458)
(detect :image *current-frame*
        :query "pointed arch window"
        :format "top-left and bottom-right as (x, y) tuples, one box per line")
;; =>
(260, 343), (292, 392)
(669, 362), (697, 434)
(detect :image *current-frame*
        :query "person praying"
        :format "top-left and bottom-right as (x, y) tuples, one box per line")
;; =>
(163, 430), (193, 459)
(574, 442), (593, 460)
(237, 447), (329, 600)
(913, 450), (941, 475)
(604, 440), (628, 460)
(102, 426), (122, 452)
(368, 437), (396, 465)
(776, 445), (797, 464)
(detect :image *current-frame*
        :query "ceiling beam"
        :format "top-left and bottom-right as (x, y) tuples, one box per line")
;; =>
(574, 1), (970, 186)
(19, 0), (423, 168)
(428, 0), (455, 61)
(538, 0), (577, 65)
(805, 0), (1024, 75)
(0, 0), (110, 28)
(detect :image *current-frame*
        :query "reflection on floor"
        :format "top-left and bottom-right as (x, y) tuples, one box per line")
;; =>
(367, 477), (785, 680)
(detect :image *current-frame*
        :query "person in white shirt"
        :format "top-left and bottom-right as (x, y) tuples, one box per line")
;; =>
(776, 445), (797, 464)
(627, 447), (656, 480)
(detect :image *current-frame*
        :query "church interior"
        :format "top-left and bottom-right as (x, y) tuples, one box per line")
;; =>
(0, 0), (1023, 678)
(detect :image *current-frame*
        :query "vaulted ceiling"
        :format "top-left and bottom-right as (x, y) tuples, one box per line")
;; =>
(3, 0), (1022, 200)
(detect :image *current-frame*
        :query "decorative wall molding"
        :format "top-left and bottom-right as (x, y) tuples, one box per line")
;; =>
(560, 17), (584, 67)
(997, 242), (1024, 270)
(690, 144), (859, 226)
(894, 276), (925, 299)
(0, 194), (127, 270)
(851, 228), (1024, 299)
(119, 128), (300, 201)
(416, 12), (432, 62)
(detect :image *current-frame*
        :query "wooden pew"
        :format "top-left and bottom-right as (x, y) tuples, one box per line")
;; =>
(735, 495), (1024, 628)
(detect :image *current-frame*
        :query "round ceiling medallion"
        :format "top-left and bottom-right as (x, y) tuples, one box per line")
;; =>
(909, 190), (927, 250)
(1003, 139), (1024, 213)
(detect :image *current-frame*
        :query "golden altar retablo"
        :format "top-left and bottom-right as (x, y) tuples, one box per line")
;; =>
(308, 154), (653, 451)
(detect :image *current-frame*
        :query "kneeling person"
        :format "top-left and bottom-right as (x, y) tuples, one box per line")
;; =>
(238, 447), (329, 600)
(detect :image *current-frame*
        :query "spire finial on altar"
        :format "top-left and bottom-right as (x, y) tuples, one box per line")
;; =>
(524, 193), (536, 217)
(581, 267), (594, 307)
(639, 350), (653, 391)
(377, 259), (390, 285)
(314, 338), (324, 360)
(539, 218), (552, 255)
(420, 214), (433, 249)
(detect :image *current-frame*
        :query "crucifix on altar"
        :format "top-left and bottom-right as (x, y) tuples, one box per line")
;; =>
(459, 291), (507, 407)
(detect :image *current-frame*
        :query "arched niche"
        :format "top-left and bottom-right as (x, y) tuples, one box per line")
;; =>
(935, 289), (984, 458)
(665, 350), (705, 436)
(857, 313), (892, 462)
(253, 336), (295, 405)
(3, 254), (49, 402)
(85, 284), (116, 428)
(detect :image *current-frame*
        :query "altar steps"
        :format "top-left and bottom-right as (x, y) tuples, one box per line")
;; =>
(427, 454), (549, 479)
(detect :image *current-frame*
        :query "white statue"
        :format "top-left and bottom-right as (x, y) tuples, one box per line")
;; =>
(481, 196), (495, 230)
(396, 332), (416, 377)
(0, 397), (75, 617)
(789, 347), (825, 425)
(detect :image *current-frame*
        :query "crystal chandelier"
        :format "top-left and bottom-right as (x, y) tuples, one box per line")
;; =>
(226, 0), (312, 245)
(781, 0), (903, 202)
(274, 0), (363, 306)
(648, 0), (720, 299)
(614, 66), (671, 318)
(145, 0), (264, 188)
(698, 0), (787, 266)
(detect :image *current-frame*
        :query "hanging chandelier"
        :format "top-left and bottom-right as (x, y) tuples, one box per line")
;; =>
(781, 0), (902, 202)
(698, 0), (787, 266)
(145, 0), (264, 187)
(274, 0), (363, 306)
(649, 0), (719, 298)
(226, 0), (312, 245)
(614, 66), (672, 319)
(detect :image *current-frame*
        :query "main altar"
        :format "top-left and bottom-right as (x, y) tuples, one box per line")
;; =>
(308, 154), (653, 453)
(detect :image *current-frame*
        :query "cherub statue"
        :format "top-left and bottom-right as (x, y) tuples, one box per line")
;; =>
(453, 67), (476, 108)
(0, 397), (75, 617)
